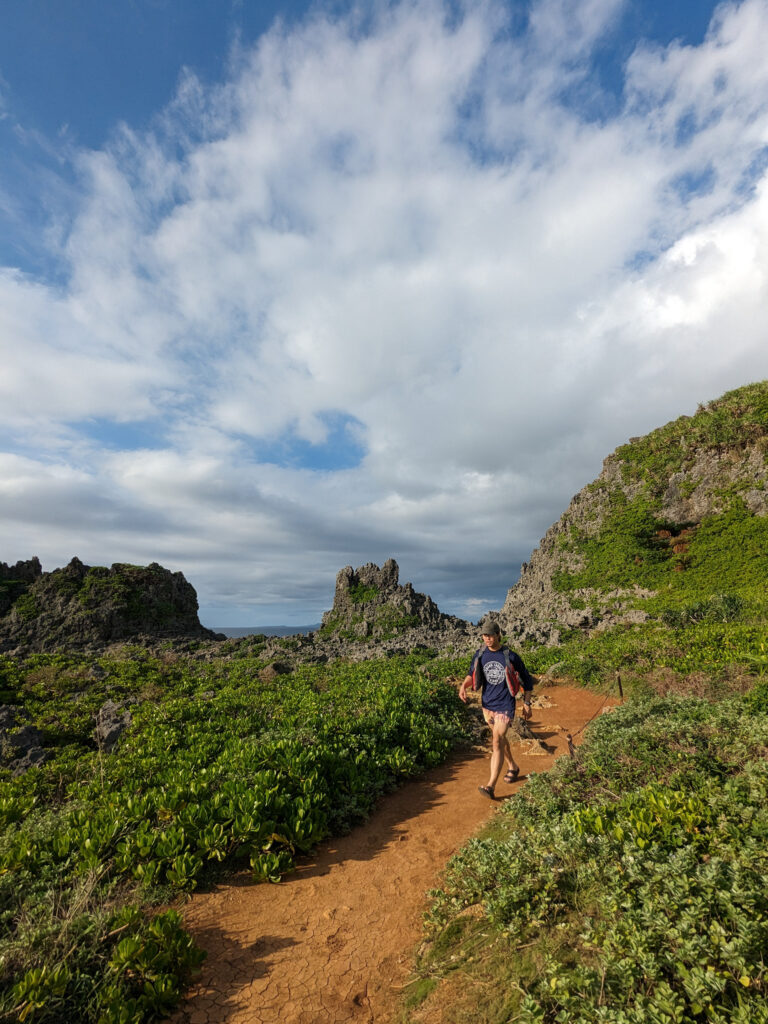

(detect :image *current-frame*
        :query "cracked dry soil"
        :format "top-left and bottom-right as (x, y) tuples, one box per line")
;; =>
(169, 685), (613, 1024)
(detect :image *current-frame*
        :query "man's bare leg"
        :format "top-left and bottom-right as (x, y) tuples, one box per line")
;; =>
(502, 734), (519, 775)
(488, 717), (512, 789)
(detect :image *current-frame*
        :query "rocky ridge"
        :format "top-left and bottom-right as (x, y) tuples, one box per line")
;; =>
(497, 467), (654, 647)
(0, 555), (473, 664)
(321, 558), (466, 639)
(6, 384), (765, 661)
(0, 557), (220, 655)
(498, 391), (768, 646)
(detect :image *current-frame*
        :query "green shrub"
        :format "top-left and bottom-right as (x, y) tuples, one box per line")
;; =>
(13, 593), (39, 621)
(348, 582), (379, 603)
(743, 676), (768, 712)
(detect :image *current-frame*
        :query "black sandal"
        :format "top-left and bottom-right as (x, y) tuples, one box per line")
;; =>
(503, 767), (520, 783)
(478, 785), (495, 799)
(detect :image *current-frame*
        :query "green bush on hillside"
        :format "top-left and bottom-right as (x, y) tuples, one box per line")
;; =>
(554, 495), (768, 605)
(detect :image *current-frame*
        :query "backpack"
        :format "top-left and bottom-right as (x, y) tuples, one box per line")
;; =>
(471, 645), (525, 698)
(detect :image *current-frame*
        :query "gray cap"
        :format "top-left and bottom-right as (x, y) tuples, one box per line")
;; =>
(479, 617), (501, 636)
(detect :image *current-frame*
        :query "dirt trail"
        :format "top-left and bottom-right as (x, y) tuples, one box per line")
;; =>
(170, 686), (613, 1024)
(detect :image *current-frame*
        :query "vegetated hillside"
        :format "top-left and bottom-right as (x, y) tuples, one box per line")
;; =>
(404, 383), (768, 1024)
(499, 380), (768, 691)
(0, 557), (220, 653)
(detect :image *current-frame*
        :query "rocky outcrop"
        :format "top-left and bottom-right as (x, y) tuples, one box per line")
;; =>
(496, 457), (658, 646)
(320, 559), (468, 640)
(0, 557), (220, 654)
(498, 490), (655, 647)
(0, 705), (47, 775)
(657, 444), (768, 523)
(0, 558), (42, 617)
(93, 700), (133, 753)
(498, 398), (768, 647)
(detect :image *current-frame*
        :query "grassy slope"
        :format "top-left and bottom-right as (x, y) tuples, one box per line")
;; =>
(405, 383), (768, 1023)
(530, 381), (768, 692)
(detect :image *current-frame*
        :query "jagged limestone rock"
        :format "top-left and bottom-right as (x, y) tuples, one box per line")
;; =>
(0, 707), (47, 774)
(260, 661), (291, 682)
(0, 557), (219, 654)
(0, 558), (42, 617)
(320, 558), (466, 640)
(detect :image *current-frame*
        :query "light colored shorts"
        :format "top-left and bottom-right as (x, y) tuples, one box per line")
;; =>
(482, 708), (513, 729)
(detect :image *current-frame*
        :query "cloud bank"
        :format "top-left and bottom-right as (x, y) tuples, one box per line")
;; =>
(2, 0), (768, 624)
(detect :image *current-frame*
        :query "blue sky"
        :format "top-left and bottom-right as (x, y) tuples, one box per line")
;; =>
(2, 0), (768, 626)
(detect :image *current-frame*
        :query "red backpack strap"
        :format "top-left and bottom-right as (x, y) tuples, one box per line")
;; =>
(503, 647), (523, 695)
(470, 647), (484, 690)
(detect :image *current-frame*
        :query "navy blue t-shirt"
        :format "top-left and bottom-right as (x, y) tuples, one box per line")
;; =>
(471, 648), (515, 715)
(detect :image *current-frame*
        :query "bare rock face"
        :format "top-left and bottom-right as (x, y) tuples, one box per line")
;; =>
(320, 558), (467, 640)
(0, 557), (219, 653)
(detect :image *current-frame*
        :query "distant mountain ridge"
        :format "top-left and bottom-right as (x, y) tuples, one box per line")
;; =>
(214, 625), (321, 638)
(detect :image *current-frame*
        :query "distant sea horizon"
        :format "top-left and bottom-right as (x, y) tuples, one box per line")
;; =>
(211, 625), (322, 638)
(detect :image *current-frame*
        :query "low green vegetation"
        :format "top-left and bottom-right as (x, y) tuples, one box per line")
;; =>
(0, 650), (466, 1022)
(348, 581), (380, 604)
(318, 605), (420, 640)
(0, 580), (28, 611)
(520, 616), (767, 691)
(408, 688), (768, 1023)
(615, 381), (768, 489)
(553, 496), (768, 601)
(11, 593), (39, 622)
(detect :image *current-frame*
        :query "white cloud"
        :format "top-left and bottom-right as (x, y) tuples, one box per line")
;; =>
(2, 0), (768, 623)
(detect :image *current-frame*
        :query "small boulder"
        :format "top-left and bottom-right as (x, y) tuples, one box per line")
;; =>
(12, 746), (47, 776)
(7, 724), (42, 751)
(260, 662), (291, 683)
(94, 700), (132, 753)
(0, 704), (24, 732)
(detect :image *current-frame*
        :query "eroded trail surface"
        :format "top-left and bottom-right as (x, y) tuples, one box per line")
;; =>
(170, 686), (612, 1024)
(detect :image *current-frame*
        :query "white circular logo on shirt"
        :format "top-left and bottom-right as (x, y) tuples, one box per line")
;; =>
(484, 660), (506, 686)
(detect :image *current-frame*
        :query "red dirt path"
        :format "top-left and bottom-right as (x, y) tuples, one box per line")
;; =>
(169, 685), (613, 1024)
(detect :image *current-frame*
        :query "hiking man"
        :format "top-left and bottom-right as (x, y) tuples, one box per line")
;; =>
(458, 618), (535, 799)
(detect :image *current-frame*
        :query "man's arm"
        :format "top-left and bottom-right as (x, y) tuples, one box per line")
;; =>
(459, 650), (481, 703)
(458, 673), (472, 703)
